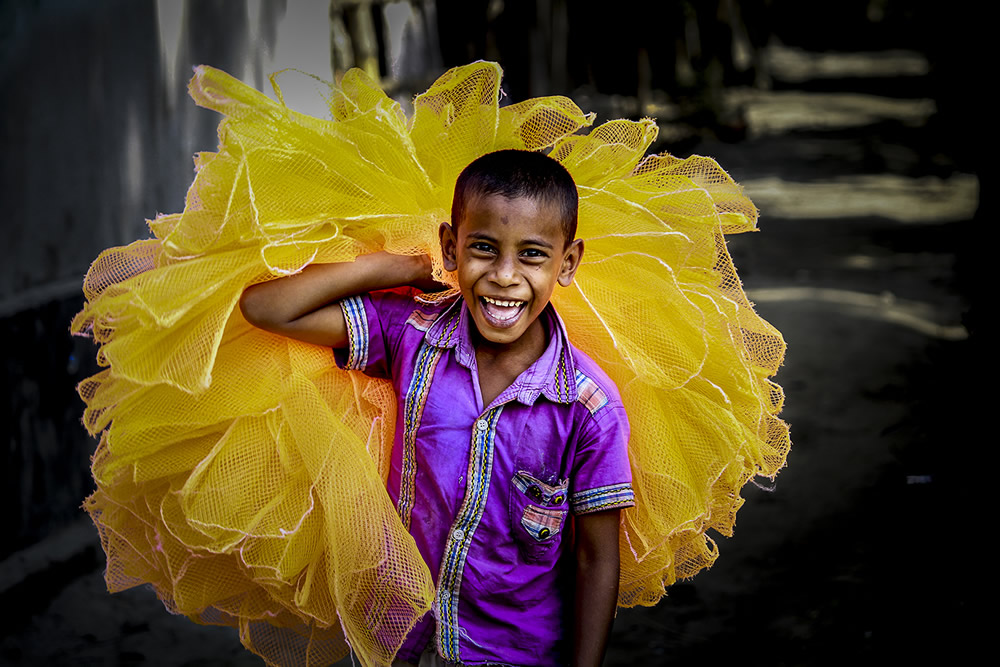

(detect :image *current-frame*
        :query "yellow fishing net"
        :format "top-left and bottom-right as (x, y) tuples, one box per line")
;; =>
(73, 62), (790, 666)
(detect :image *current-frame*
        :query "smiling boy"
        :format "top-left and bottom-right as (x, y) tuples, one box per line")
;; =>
(240, 150), (635, 666)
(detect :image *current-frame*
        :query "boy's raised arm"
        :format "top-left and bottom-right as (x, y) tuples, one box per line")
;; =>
(239, 252), (435, 348)
(572, 509), (622, 667)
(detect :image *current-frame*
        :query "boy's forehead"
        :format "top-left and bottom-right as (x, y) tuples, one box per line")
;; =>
(464, 192), (549, 212)
(460, 193), (569, 238)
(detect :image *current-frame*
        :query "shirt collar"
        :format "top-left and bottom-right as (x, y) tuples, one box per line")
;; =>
(424, 294), (578, 405)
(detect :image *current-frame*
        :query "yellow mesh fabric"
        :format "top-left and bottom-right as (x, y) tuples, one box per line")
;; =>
(73, 62), (790, 666)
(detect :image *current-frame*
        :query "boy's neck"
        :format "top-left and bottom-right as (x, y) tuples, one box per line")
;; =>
(473, 313), (550, 407)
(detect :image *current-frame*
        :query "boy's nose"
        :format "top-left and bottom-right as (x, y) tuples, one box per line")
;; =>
(490, 256), (519, 286)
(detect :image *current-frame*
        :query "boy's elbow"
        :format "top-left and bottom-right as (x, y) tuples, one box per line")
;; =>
(239, 285), (276, 329)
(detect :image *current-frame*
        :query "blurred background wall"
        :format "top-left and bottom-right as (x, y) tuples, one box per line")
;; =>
(1, 0), (983, 663)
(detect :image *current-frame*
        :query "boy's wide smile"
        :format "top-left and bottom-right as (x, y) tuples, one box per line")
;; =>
(479, 295), (527, 327)
(439, 193), (583, 357)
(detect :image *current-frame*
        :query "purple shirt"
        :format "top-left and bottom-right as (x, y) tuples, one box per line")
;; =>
(336, 290), (634, 666)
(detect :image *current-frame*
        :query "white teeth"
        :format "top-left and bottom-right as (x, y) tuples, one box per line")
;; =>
(482, 296), (523, 308)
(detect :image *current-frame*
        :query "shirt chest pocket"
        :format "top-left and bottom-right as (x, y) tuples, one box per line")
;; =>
(509, 471), (569, 562)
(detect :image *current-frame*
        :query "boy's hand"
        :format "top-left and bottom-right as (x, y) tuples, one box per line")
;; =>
(240, 252), (435, 347)
(572, 509), (621, 667)
(408, 272), (451, 295)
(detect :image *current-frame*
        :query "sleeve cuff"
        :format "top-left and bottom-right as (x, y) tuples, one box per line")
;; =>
(570, 482), (635, 514)
(338, 295), (369, 371)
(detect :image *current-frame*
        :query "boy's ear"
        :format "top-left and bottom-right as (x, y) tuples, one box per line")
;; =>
(439, 222), (459, 272)
(558, 239), (584, 287)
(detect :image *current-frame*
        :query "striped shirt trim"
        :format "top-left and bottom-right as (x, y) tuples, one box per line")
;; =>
(397, 341), (445, 529)
(425, 297), (463, 349)
(436, 406), (504, 663)
(339, 295), (369, 371)
(570, 482), (635, 515)
(574, 370), (609, 415)
(556, 351), (571, 403)
(404, 308), (440, 332)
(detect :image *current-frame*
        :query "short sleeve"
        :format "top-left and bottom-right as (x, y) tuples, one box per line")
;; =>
(569, 403), (635, 515)
(333, 291), (414, 380)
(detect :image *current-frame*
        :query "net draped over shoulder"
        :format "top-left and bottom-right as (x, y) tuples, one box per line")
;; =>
(72, 62), (790, 667)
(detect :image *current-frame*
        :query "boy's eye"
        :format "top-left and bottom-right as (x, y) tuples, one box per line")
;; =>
(470, 242), (496, 254)
(520, 248), (548, 260)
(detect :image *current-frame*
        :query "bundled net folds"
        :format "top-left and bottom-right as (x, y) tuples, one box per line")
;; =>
(73, 62), (790, 666)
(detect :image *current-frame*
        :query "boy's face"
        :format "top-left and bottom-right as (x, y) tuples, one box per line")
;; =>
(440, 194), (583, 351)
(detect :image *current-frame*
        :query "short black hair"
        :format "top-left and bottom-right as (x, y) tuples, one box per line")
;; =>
(451, 149), (579, 243)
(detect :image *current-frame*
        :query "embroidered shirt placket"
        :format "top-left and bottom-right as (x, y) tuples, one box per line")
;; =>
(397, 342), (443, 528)
(436, 405), (504, 662)
(397, 312), (460, 528)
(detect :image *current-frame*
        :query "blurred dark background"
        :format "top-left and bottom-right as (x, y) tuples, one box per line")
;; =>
(1, 0), (984, 664)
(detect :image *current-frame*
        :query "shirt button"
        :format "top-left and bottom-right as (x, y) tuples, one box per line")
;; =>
(475, 419), (488, 432)
(453, 528), (466, 541)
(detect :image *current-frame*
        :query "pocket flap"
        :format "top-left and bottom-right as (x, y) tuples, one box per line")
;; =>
(513, 471), (569, 507)
(520, 505), (565, 541)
